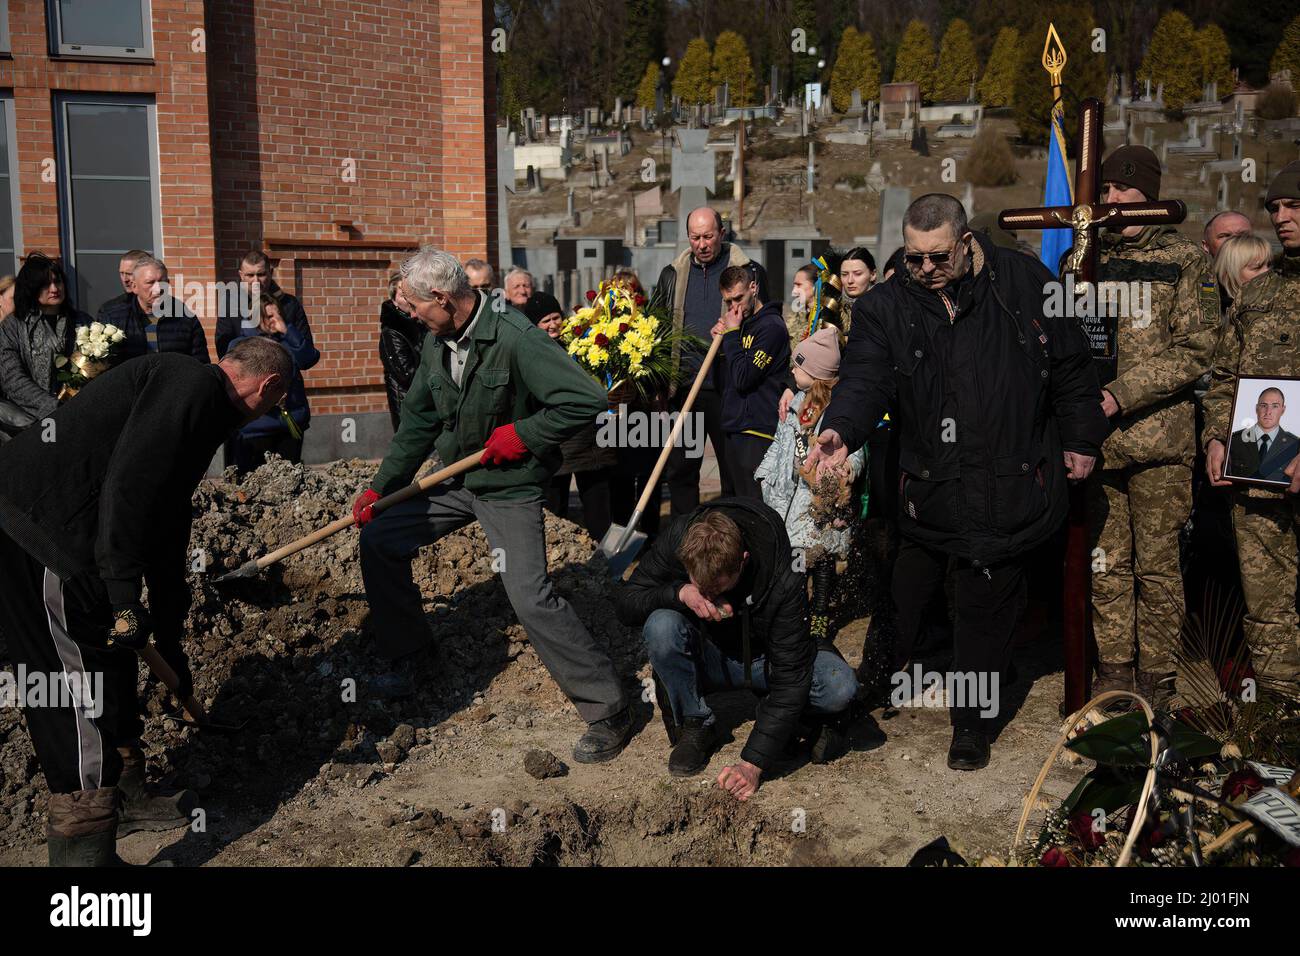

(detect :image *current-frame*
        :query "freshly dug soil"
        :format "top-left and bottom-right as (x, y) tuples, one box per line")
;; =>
(0, 457), (1081, 866)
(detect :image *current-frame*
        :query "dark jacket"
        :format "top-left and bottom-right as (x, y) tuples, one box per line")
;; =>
(719, 300), (790, 438)
(214, 282), (309, 359)
(615, 497), (814, 771)
(96, 295), (210, 364)
(649, 243), (770, 388)
(0, 354), (242, 638)
(824, 232), (1108, 566)
(545, 334), (616, 476)
(0, 308), (94, 419)
(1229, 426), (1300, 483)
(217, 301), (319, 439)
(0, 316), (37, 438)
(379, 299), (428, 430)
(371, 292), (608, 501)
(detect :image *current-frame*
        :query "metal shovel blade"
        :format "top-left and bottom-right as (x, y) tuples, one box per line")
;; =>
(211, 559), (261, 585)
(597, 520), (647, 579)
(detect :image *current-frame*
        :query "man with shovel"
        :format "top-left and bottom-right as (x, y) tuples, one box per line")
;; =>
(352, 248), (631, 764)
(0, 338), (291, 865)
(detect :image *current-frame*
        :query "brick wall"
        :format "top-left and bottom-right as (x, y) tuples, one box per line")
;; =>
(0, 0), (218, 321)
(206, 0), (496, 416)
(0, 0), (496, 421)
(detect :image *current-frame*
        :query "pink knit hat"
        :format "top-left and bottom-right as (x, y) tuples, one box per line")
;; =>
(792, 326), (841, 380)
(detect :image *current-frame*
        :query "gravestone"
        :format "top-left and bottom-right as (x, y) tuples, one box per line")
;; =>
(671, 129), (715, 251)
(496, 126), (515, 272)
(1218, 174), (1230, 209)
(875, 186), (911, 270)
(806, 141), (815, 193)
(849, 88), (863, 117)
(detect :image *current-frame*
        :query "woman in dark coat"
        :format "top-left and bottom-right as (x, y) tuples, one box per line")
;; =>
(527, 290), (616, 541)
(379, 271), (427, 430)
(0, 254), (93, 422)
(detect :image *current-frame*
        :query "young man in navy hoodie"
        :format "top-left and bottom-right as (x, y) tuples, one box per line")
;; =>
(714, 265), (791, 500)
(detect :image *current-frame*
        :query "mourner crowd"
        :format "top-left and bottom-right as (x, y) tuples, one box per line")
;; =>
(1, 146), (1298, 865)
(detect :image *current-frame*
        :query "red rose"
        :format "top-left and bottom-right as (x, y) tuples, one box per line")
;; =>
(618, 323), (629, 334)
(1040, 847), (1069, 867)
(1221, 769), (1265, 801)
(1068, 810), (1106, 850)
(1217, 660), (1257, 698)
(635, 294), (646, 305)
(572, 326), (586, 338)
(594, 333), (609, 347)
(586, 290), (597, 302)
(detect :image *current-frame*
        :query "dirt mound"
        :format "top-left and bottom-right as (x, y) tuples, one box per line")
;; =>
(0, 456), (644, 851)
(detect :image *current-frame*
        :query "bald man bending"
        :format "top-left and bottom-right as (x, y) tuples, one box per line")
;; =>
(648, 207), (770, 514)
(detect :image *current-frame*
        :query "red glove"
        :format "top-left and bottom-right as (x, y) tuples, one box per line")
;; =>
(481, 424), (529, 466)
(352, 488), (381, 527)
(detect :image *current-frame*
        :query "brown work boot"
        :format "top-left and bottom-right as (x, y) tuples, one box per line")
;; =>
(1136, 669), (1177, 711)
(117, 747), (197, 837)
(1093, 660), (1135, 697)
(47, 788), (124, 867)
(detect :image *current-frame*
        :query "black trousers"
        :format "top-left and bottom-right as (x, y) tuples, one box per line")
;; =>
(609, 444), (662, 537)
(0, 529), (140, 794)
(232, 430), (305, 476)
(726, 433), (772, 501)
(892, 537), (1028, 730)
(666, 386), (733, 515)
(545, 468), (613, 542)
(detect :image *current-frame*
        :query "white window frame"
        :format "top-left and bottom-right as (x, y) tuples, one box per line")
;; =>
(47, 0), (153, 60)
(54, 93), (163, 311)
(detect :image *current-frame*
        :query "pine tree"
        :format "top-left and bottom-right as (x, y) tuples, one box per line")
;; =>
(1138, 11), (1202, 112)
(673, 37), (714, 105)
(712, 30), (758, 106)
(978, 26), (1019, 107)
(636, 61), (661, 111)
(1196, 24), (1233, 96)
(790, 0), (820, 90)
(1272, 15), (1300, 82)
(1013, 6), (1108, 146)
(893, 19), (936, 100)
(933, 18), (979, 102)
(616, 0), (666, 102)
(829, 27), (881, 111)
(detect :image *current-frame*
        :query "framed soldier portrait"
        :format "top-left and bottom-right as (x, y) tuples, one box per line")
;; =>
(1224, 375), (1300, 488)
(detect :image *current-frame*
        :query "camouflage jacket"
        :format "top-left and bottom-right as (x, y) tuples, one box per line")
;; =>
(1097, 225), (1219, 469)
(1203, 252), (1300, 499)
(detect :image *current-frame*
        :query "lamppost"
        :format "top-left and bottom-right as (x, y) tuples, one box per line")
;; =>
(659, 56), (672, 164)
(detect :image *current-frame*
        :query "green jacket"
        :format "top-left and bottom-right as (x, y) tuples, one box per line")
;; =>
(372, 295), (608, 501)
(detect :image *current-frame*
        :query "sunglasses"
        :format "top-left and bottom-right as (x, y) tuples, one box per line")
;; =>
(903, 236), (968, 267)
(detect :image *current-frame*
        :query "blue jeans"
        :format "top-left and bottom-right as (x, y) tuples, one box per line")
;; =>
(643, 608), (858, 726)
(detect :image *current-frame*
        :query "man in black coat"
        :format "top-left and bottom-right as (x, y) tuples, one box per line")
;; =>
(615, 499), (858, 798)
(95, 255), (210, 363)
(378, 276), (427, 430)
(649, 207), (770, 514)
(0, 339), (289, 866)
(809, 194), (1108, 770)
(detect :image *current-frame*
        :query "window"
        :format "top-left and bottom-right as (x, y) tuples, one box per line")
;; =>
(0, 2), (11, 55)
(48, 0), (152, 59)
(0, 93), (20, 273)
(55, 95), (161, 311)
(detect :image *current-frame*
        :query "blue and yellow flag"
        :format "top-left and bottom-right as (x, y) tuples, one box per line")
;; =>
(1041, 97), (1073, 273)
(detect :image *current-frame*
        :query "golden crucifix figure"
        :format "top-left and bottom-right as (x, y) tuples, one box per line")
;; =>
(1050, 203), (1119, 275)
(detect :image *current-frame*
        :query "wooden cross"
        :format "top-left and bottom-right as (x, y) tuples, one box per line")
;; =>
(996, 96), (1187, 715)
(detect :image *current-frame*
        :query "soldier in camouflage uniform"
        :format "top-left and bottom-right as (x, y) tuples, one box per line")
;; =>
(1203, 160), (1300, 688)
(1088, 146), (1221, 703)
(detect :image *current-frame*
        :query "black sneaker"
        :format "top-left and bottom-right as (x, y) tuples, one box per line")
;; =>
(572, 708), (632, 764)
(668, 717), (719, 777)
(947, 727), (990, 771)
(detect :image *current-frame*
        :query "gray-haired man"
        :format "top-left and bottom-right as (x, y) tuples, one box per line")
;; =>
(352, 248), (631, 763)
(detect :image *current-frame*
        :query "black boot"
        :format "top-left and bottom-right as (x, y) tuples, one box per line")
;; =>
(572, 708), (632, 764)
(652, 671), (679, 745)
(810, 710), (852, 764)
(47, 788), (125, 867)
(947, 727), (990, 771)
(117, 750), (197, 837)
(668, 717), (719, 777)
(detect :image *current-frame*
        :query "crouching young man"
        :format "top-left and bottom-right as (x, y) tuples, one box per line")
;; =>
(615, 499), (858, 799)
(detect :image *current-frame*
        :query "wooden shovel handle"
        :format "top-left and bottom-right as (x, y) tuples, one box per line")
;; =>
(252, 449), (485, 571)
(631, 332), (724, 516)
(139, 644), (208, 725)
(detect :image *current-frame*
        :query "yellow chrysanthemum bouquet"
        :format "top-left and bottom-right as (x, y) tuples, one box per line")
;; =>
(559, 279), (700, 401)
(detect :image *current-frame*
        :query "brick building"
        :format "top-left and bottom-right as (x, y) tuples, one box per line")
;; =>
(0, 0), (496, 455)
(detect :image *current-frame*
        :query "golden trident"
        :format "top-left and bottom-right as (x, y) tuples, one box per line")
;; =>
(1042, 22), (1066, 92)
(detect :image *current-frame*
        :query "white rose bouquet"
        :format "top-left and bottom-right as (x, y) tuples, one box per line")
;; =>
(56, 322), (127, 399)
